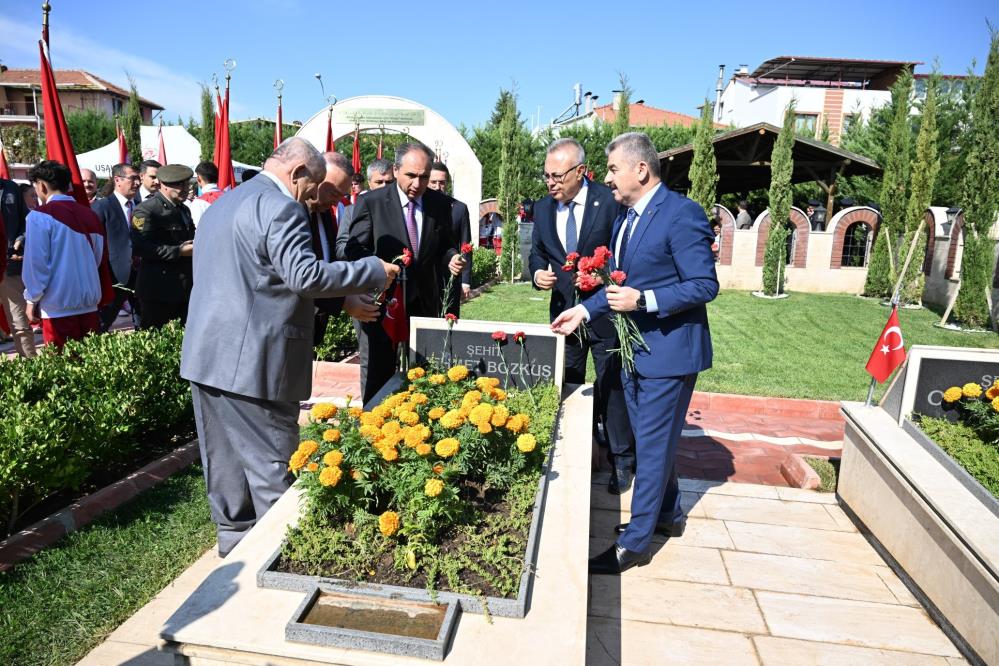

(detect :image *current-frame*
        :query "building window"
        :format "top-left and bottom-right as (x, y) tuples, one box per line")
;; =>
(794, 113), (818, 137)
(841, 114), (856, 135)
(842, 223), (872, 267)
(112, 98), (123, 115)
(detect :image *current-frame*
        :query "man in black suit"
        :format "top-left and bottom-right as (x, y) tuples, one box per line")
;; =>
(428, 161), (472, 315)
(92, 163), (141, 331)
(346, 142), (464, 402)
(529, 137), (636, 493)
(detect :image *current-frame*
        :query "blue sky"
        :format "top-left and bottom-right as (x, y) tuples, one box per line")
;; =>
(1, 0), (994, 130)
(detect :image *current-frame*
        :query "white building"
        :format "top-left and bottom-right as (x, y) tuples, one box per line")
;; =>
(713, 57), (958, 146)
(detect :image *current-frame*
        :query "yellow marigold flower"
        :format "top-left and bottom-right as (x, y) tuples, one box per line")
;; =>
(408, 383), (417, 391)
(359, 424), (383, 442)
(350, 469), (362, 480)
(490, 388), (507, 401)
(429, 373), (447, 385)
(447, 365), (469, 382)
(378, 511), (400, 537)
(360, 411), (385, 428)
(469, 403), (494, 426)
(372, 404), (392, 420)
(505, 415), (526, 433)
(475, 376), (500, 391)
(435, 438), (460, 458)
(428, 406), (446, 420)
(322, 428), (341, 443)
(987, 386), (999, 400)
(424, 478), (444, 497)
(298, 440), (319, 457)
(381, 445), (399, 462)
(962, 382), (983, 399)
(348, 406), (363, 418)
(411, 393), (429, 405)
(306, 462), (319, 472)
(490, 405), (510, 427)
(433, 463), (444, 474)
(416, 443), (432, 456)
(519, 413), (531, 427)
(319, 465), (343, 487)
(407, 367), (426, 380)
(517, 434), (537, 453)
(310, 403), (337, 421)
(288, 450), (309, 471)
(462, 390), (483, 405)
(440, 410), (464, 429)
(323, 450), (344, 466)
(399, 411), (420, 426)
(405, 425), (430, 447)
(478, 422), (493, 434)
(382, 420), (402, 435)
(384, 394), (406, 409)
(381, 431), (403, 448)
(993, 396), (999, 413)
(942, 387), (963, 403)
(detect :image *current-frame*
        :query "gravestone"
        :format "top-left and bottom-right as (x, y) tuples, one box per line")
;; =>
(409, 317), (565, 389)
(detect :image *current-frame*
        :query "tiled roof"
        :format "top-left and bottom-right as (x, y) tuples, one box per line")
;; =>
(0, 69), (163, 109)
(592, 102), (717, 128)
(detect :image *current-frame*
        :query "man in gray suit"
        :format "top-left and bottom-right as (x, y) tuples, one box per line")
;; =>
(180, 138), (399, 556)
(92, 163), (140, 331)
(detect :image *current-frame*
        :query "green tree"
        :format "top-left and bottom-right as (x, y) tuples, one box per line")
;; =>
(2, 125), (45, 163)
(838, 101), (894, 205)
(763, 101), (796, 296)
(65, 109), (115, 153)
(122, 77), (142, 165)
(953, 28), (999, 328)
(819, 117), (831, 143)
(498, 91), (521, 280)
(229, 120), (303, 167)
(199, 84), (215, 162)
(864, 71), (913, 298)
(899, 76), (941, 305)
(688, 100), (718, 219)
(611, 73), (632, 136)
(933, 69), (980, 207)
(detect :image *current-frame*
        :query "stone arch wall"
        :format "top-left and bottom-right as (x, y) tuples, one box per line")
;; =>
(827, 207), (881, 269)
(479, 199), (499, 217)
(945, 214), (965, 279)
(713, 204), (735, 265)
(754, 207), (810, 267)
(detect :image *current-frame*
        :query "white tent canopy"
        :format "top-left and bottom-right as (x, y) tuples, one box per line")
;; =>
(75, 125), (258, 181)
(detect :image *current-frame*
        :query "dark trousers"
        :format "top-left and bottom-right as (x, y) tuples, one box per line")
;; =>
(190, 382), (299, 556)
(139, 299), (188, 329)
(356, 318), (398, 404)
(564, 324), (635, 470)
(617, 372), (696, 553)
(99, 284), (140, 332)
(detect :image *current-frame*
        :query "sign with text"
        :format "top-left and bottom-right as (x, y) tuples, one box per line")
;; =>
(409, 317), (565, 389)
(882, 345), (999, 423)
(334, 108), (426, 126)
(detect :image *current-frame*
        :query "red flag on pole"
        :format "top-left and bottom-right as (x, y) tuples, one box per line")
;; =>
(381, 282), (409, 347)
(38, 40), (88, 207)
(0, 136), (10, 180)
(324, 108), (334, 153)
(212, 88), (223, 166)
(116, 118), (128, 163)
(157, 123), (168, 164)
(274, 96), (283, 150)
(351, 127), (362, 175)
(216, 80), (236, 190)
(865, 306), (907, 383)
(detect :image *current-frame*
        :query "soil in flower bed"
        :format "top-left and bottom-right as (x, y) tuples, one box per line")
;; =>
(4, 420), (197, 537)
(275, 474), (539, 599)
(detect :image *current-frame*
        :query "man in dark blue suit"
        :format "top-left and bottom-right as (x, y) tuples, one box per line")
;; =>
(553, 132), (719, 575)
(529, 138), (636, 493)
(92, 163), (141, 331)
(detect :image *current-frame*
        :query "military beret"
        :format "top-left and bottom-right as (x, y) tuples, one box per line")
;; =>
(158, 164), (194, 184)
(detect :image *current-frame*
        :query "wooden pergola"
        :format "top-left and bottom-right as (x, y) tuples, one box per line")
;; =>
(659, 122), (882, 213)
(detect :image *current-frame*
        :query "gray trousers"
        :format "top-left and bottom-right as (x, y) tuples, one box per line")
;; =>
(0, 273), (37, 358)
(190, 382), (299, 557)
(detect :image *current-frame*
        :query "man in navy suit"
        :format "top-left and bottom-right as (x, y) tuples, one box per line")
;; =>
(553, 132), (719, 575)
(92, 163), (141, 331)
(530, 138), (636, 494)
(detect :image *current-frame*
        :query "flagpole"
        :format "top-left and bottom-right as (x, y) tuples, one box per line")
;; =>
(273, 79), (284, 150)
(41, 2), (51, 47)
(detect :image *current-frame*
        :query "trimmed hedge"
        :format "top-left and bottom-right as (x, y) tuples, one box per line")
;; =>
(471, 247), (497, 288)
(0, 323), (192, 534)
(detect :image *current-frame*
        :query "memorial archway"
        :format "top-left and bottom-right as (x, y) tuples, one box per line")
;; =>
(754, 207), (810, 267)
(712, 204), (735, 265)
(296, 95), (483, 228)
(826, 207), (881, 269)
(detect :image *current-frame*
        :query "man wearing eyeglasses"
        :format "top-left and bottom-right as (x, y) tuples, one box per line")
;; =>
(529, 138), (636, 494)
(92, 163), (141, 331)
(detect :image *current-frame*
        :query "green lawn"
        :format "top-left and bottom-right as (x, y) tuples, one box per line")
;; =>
(0, 467), (215, 666)
(462, 283), (999, 401)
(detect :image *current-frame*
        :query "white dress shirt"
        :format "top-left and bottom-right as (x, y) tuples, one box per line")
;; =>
(186, 184), (219, 228)
(613, 183), (664, 313)
(396, 185), (423, 248)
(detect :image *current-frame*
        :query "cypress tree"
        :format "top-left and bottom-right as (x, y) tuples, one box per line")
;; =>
(123, 77), (142, 165)
(199, 84), (215, 162)
(497, 91), (520, 280)
(953, 28), (999, 328)
(612, 73), (631, 136)
(864, 71), (913, 298)
(762, 101), (795, 296)
(900, 76), (941, 304)
(689, 100), (718, 219)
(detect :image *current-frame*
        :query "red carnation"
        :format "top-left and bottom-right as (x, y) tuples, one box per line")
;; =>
(513, 331), (526, 344)
(577, 273), (602, 292)
(563, 252), (580, 272)
(609, 270), (627, 285)
(591, 245), (611, 270)
(577, 256), (594, 273)
(445, 313), (458, 324)
(400, 248), (413, 267)
(460, 242), (474, 254)
(491, 330), (507, 342)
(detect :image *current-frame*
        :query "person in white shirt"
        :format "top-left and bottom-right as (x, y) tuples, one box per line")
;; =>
(186, 161), (222, 228)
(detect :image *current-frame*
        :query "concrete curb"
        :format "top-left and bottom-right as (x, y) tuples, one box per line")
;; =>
(779, 452), (823, 489)
(0, 439), (200, 572)
(688, 391), (843, 421)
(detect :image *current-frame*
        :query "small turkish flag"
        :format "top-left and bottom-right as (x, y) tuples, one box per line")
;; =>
(381, 281), (409, 347)
(865, 306), (907, 383)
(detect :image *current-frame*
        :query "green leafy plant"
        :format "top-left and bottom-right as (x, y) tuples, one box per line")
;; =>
(471, 247), (498, 288)
(762, 101), (795, 296)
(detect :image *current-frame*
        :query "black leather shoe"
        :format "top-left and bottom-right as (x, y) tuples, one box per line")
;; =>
(588, 544), (651, 575)
(614, 517), (686, 538)
(607, 466), (634, 495)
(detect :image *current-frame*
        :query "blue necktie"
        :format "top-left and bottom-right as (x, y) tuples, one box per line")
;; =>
(565, 201), (577, 254)
(618, 207), (637, 266)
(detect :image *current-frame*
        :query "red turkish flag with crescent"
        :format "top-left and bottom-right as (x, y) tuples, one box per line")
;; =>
(380, 282), (409, 347)
(865, 306), (907, 383)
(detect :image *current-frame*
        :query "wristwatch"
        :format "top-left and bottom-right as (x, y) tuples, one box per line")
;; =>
(636, 292), (647, 312)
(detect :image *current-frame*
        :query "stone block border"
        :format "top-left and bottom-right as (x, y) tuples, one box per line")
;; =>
(0, 440), (200, 572)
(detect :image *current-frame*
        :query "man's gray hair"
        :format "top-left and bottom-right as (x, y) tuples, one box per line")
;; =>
(547, 137), (585, 164)
(367, 158), (393, 179)
(394, 142), (434, 168)
(323, 151), (354, 178)
(605, 132), (660, 178)
(269, 137), (326, 181)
